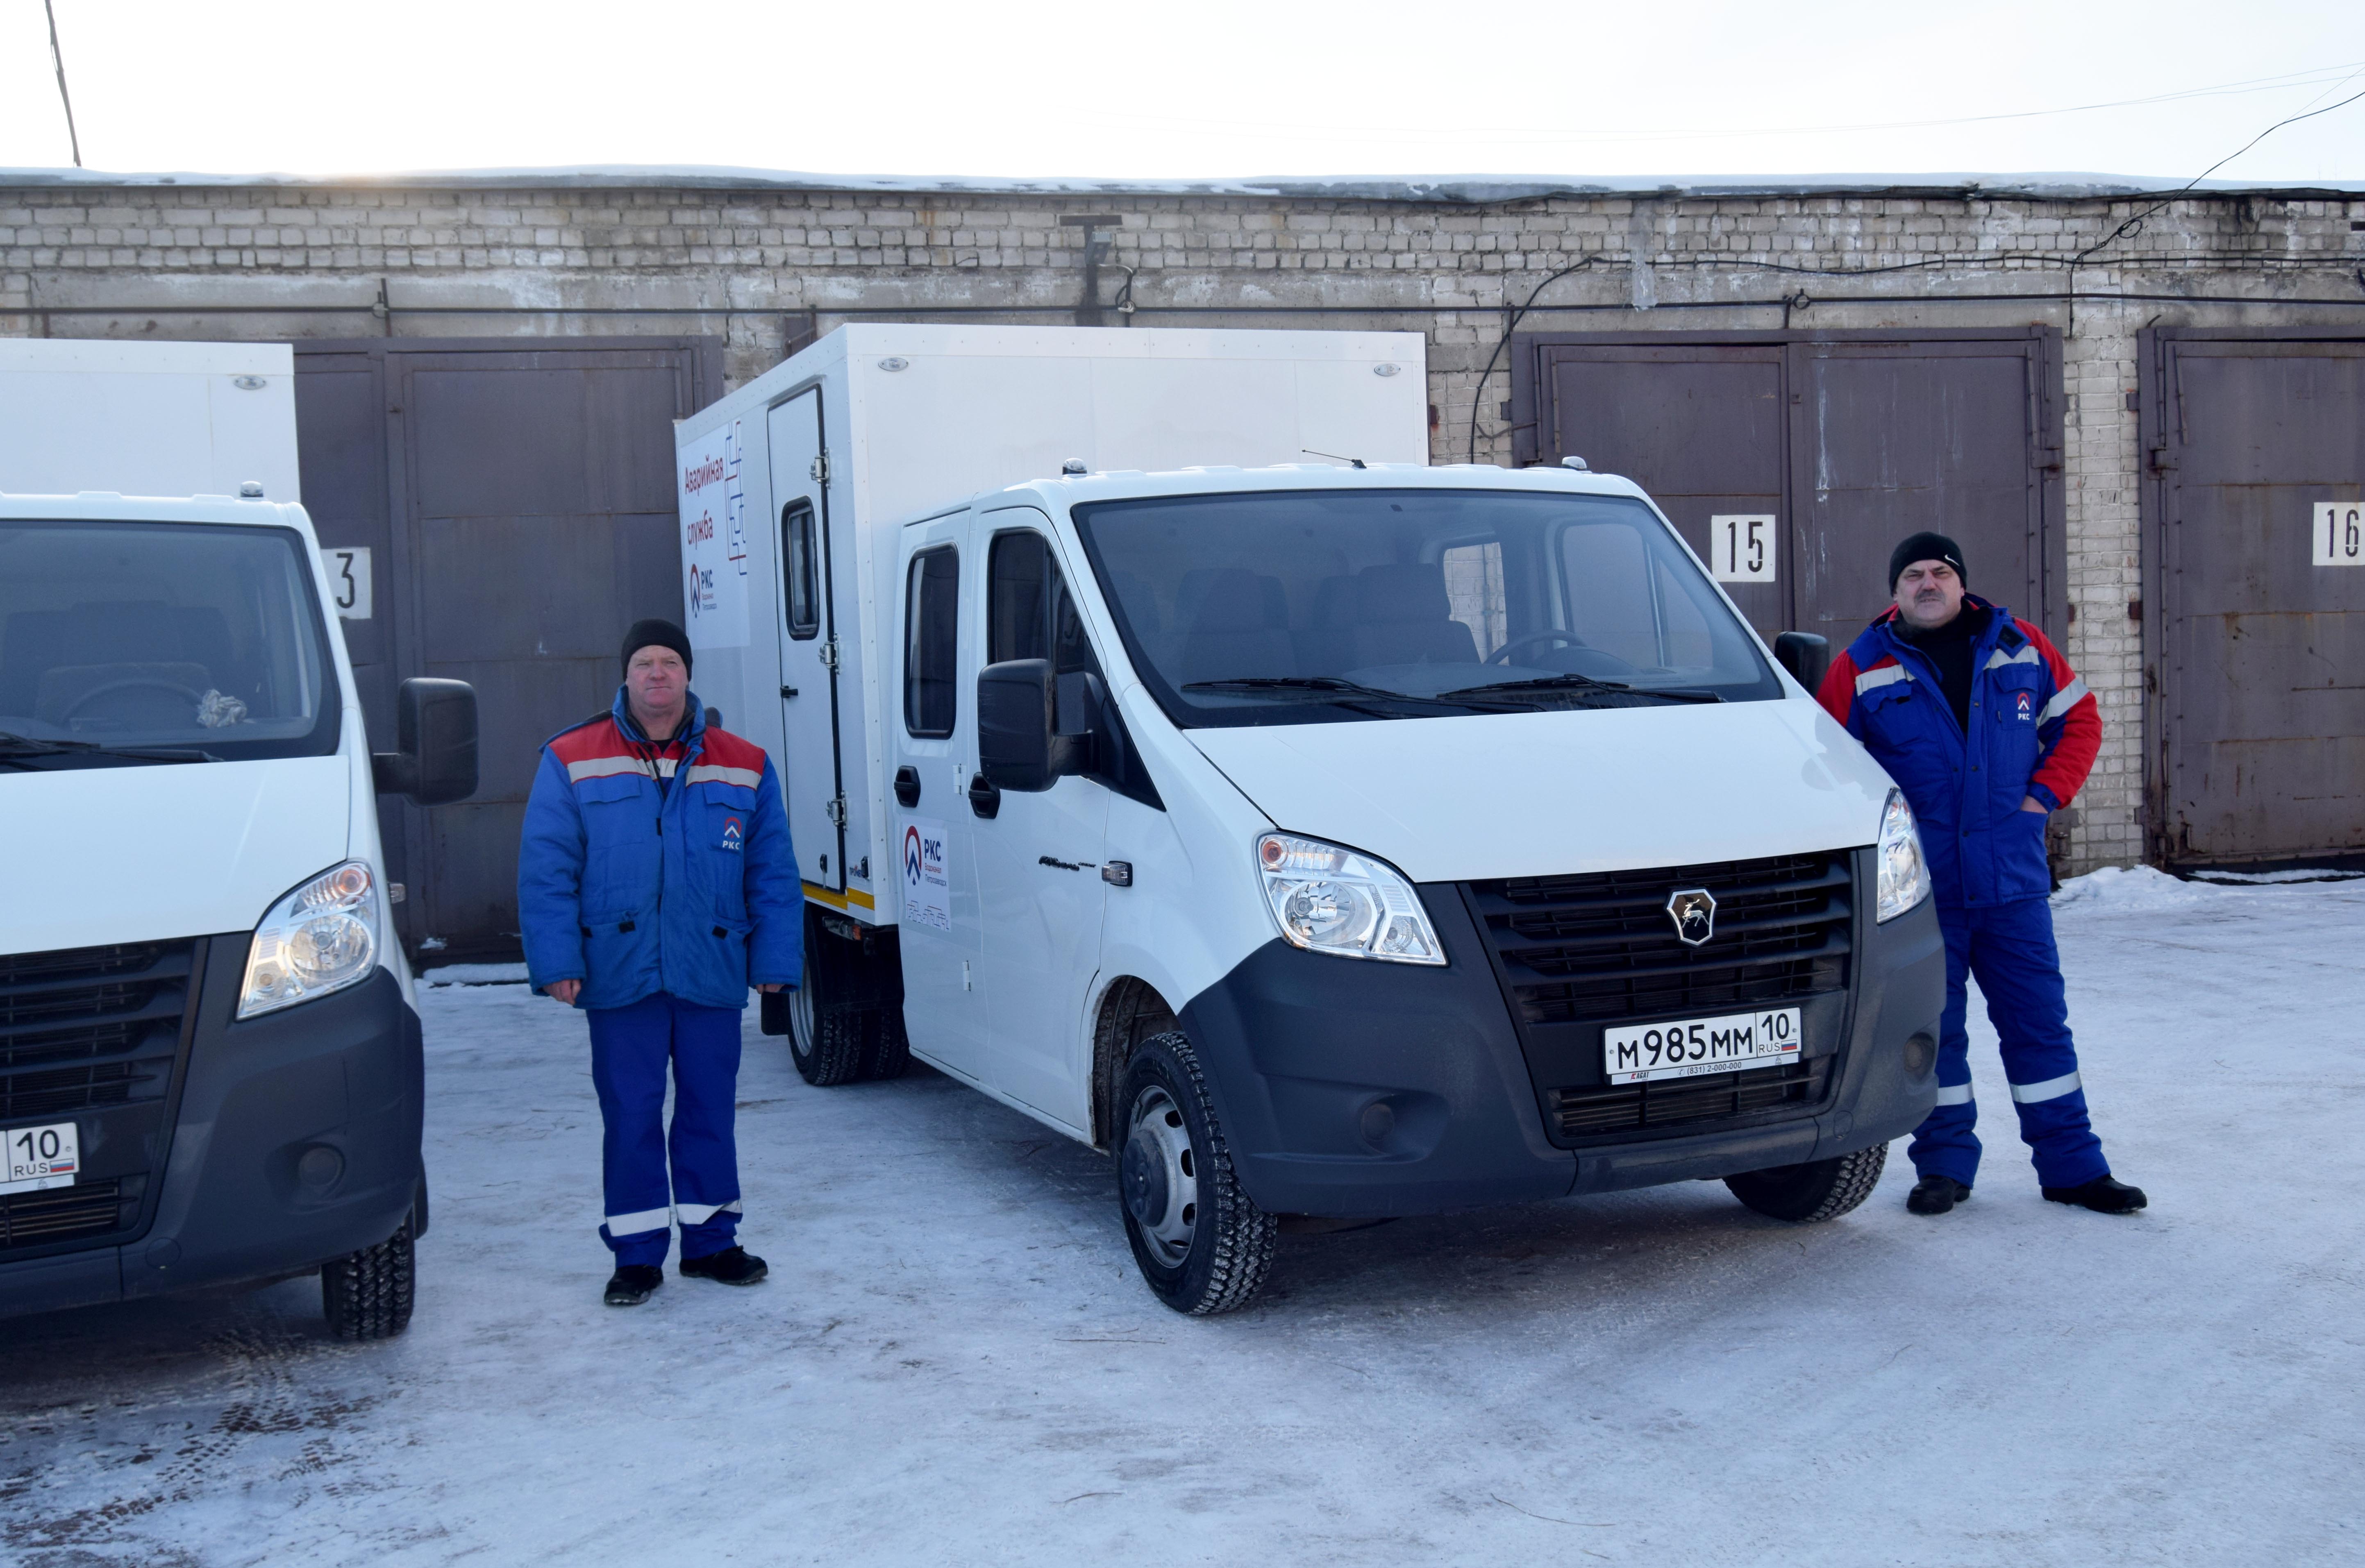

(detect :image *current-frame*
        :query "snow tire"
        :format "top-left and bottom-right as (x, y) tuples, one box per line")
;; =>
(788, 989), (872, 1087)
(1115, 1030), (1278, 1315)
(322, 1216), (415, 1340)
(1724, 1141), (1888, 1223)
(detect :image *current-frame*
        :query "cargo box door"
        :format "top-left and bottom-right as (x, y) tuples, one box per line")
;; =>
(767, 390), (856, 895)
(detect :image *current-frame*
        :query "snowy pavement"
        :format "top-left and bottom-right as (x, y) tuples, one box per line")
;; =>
(4, 869), (2361, 1566)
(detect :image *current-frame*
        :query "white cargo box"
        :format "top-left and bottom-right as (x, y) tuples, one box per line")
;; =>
(0, 338), (300, 503)
(673, 324), (1428, 923)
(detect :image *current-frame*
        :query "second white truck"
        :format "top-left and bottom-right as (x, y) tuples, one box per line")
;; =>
(680, 324), (1945, 1313)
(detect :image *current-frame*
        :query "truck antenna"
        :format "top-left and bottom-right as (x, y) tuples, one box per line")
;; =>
(1303, 449), (1367, 470)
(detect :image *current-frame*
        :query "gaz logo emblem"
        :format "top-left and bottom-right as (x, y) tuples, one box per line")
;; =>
(721, 815), (744, 851)
(2015, 690), (2034, 722)
(1666, 887), (1717, 947)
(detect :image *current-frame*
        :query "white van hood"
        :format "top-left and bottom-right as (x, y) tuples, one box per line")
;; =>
(0, 758), (351, 954)
(1186, 699), (1895, 884)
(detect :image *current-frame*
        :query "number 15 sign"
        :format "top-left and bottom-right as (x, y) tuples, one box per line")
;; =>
(1710, 515), (1777, 583)
(2317, 502), (2364, 567)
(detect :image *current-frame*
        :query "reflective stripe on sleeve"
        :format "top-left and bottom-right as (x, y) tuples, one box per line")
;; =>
(1933, 1083), (1973, 1107)
(604, 1206), (672, 1237)
(1855, 664), (1911, 694)
(685, 764), (762, 787)
(1984, 644), (2042, 670)
(675, 1199), (743, 1225)
(2009, 1071), (2083, 1104)
(2038, 677), (2090, 725)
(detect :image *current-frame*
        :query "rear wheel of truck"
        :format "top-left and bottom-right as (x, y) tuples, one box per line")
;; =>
(322, 1216), (415, 1340)
(1116, 1031), (1277, 1315)
(1724, 1141), (1888, 1223)
(784, 904), (908, 1086)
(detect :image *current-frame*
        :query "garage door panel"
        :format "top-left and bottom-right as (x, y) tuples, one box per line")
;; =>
(424, 654), (617, 805)
(424, 802), (530, 941)
(1547, 349), (1783, 496)
(2156, 331), (2365, 863)
(414, 511), (677, 662)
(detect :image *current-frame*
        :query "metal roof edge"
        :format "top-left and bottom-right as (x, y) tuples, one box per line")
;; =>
(3, 166), (2361, 203)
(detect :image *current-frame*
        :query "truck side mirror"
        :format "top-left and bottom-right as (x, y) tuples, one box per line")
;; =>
(1774, 632), (1831, 694)
(373, 677), (479, 806)
(978, 659), (1084, 793)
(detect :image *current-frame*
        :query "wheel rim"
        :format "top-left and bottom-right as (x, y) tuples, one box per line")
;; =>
(1122, 1085), (1198, 1266)
(788, 977), (817, 1059)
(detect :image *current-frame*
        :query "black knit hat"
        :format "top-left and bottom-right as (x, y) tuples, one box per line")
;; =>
(1888, 532), (1967, 592)
(620, 618), (693, 675)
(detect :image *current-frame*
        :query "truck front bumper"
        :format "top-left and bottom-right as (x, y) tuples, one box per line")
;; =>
(1177, 864), (1945, 1219)
(0, 943), (423, 1323)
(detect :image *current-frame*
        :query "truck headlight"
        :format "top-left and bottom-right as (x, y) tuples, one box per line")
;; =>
(1256, 833), (1445, 965)
(1875, 787), (1932, 923)
(240, 861), (381, 1018)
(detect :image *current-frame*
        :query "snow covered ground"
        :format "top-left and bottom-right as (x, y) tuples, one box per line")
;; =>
(4, 869), (2360, 1566)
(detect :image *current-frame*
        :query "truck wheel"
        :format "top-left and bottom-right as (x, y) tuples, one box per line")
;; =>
(1724, 1141), (1888, 1223)
(322, 1216), (415, 1340)
(864, 1006), (912, 1081)
(788, 980), (870, 1086)
(1115, 1031), (1277, 1315)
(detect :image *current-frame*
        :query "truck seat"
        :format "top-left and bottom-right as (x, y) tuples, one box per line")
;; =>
(1173, 568), (1293, 686)
(1349, 564), (1479, 668)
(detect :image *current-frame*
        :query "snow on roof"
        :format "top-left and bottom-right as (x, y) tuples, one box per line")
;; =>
(3, 165), (2360, 202)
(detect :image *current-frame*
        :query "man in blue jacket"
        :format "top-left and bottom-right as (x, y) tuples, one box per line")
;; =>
(519, 619), (802, 1305)
(1818, 535), (2145, 1219)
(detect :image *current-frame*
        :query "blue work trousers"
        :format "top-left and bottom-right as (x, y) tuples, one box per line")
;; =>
(1910, 897), (2111, 1190)
(586, 992), (744, 1267)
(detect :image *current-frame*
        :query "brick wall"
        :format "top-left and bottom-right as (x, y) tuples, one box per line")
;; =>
(7, 179), (2363, 872)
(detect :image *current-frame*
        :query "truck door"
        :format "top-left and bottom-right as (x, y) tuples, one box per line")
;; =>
(972, 514), (1111, 1131)
(766, 390), (858, 893)
(890, 511), (988, 1080)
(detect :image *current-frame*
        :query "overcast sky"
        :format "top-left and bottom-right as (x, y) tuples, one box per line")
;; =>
(2, 0), (2359, 184)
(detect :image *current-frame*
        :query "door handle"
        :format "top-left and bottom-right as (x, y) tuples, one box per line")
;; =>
(967, 771), (1001, 819)
(894, 765), (922, 808)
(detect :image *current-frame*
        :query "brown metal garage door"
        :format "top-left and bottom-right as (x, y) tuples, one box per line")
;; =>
(2142, 328), (2365, 867)
(1510, 330), (2067, 644)
(295, 338), (723, 960)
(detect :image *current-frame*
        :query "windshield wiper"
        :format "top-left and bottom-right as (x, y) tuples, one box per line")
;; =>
(1438, 674), (1723, 705)
(0, 730), (223, 765)
(1179, 676), (1518, 716)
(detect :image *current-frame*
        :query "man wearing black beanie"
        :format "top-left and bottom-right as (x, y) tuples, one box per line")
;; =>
(1817, 536), (2145, 1219)
(517, 617), (803, 1305)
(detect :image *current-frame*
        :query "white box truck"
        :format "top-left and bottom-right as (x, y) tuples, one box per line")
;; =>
(680, 324), (1944, 1314)
(0, 339), (475, 1337)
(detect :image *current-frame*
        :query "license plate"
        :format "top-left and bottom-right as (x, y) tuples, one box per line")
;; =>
(1604, 1008), (1802, 1085)
(2, 1121), (80, 1195)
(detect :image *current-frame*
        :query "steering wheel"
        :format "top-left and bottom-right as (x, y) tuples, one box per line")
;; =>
(1484, 631), (1584, 667)
(59, 678), (207, 722)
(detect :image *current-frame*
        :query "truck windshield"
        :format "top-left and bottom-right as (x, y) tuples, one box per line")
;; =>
(1074, 488), (1781, 728)
(0, 521), (339, 767)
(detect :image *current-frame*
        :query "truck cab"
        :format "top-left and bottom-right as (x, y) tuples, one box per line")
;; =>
(0, 487), (474, 1337)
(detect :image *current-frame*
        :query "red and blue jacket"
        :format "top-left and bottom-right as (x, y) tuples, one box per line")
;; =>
(1816, 596), (2100, 908)
(517, 689), (800, 1010)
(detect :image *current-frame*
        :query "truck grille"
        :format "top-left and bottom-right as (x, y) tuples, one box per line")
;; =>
(1465, 851), (1853, 1026)
(0, 1178), (127, 1249)
(1549, 1060), (1830, 1138)
(0, 940), (193, 1121)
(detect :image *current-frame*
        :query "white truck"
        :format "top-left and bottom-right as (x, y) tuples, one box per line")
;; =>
(680, 324), (1945, 1313)
(0, 339), (475, 1337)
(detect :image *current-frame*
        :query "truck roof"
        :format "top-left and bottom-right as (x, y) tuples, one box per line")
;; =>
(0, 491), (316, 538)
(949, 459), (1652, 519)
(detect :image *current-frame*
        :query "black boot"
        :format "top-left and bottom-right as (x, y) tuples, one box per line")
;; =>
(2042, 1175), (2147, 1214)
(1907, 1175), (1972, 1215)
(679, 1245), (768, 1286)
(604, 1264), (664, 1306)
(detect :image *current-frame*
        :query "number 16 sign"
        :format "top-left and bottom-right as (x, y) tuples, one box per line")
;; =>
(2316, 502), (2364, 567)
(1710, 515), (1777, 583)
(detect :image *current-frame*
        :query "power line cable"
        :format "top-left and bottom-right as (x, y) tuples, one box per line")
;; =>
(43, 0), (82, 168)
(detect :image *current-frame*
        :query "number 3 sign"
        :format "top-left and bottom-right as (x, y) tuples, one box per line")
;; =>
(1710, 515), (1777, 583)
(2316, 503), (2364, 567)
